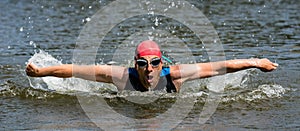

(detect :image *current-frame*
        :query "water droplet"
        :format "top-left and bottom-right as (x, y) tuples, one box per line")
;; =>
(29, 41), (34, 45)
(148, 36), (154, 41)
(7, 46), (10, 49)
(171, 2), (175, 7)
(154, 17), (159, 26)
(89, 6), (92, 9)
(86, 17), (91, 22)
(149, 11), (154, 15)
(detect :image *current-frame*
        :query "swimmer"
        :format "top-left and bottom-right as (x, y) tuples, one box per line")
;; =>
(26, 40), (278, 92)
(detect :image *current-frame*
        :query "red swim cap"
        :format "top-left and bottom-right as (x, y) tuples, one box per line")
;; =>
(135, 40), (162, 58)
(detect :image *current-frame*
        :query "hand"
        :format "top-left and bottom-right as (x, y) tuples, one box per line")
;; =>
(26, 63), (40, 77)
(256, 58), (279, 72)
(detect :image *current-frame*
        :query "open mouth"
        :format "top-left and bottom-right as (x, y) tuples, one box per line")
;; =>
(145, 75), (153, 83)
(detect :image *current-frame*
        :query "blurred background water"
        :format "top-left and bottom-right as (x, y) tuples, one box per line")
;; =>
(0, 0), (299, 130)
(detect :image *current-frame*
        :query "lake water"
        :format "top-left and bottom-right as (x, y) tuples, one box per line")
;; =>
(0, 0), (299, 130)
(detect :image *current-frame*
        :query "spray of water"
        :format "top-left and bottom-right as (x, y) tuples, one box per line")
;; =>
(26, 50), (116, 93)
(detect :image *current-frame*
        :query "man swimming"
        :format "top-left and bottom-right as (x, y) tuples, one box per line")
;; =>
(26, 40), (278, 92)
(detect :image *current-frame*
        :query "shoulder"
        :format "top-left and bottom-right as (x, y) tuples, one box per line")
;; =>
(169, 65), (181, 77)
(168, 65), (184, 83)
(165, 65), (182, 92)
(167, 65), (181, 81)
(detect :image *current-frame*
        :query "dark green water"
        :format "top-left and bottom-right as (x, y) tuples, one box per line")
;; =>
(0, 0), (299, 130)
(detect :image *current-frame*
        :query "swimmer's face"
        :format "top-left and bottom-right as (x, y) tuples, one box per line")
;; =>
(135, 55), (163, 89)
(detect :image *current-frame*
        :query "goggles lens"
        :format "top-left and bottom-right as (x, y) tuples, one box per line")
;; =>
(136, 58), (161, 68)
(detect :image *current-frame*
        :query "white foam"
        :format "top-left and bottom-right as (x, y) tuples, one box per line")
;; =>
(258, 84), (285, 97)
(245, 84), (285, 101)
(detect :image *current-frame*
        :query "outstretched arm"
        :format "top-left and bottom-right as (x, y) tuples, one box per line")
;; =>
(170, 58), (278, 82)
(26, 63), (126, 83)
(26, 63), (73, 78)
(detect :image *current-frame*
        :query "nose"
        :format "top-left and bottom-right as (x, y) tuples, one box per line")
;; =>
(146, 63), (153, 72)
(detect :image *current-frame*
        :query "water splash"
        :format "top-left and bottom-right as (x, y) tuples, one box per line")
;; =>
(244, 84), (286, 101)
(26, 50), (115, 93)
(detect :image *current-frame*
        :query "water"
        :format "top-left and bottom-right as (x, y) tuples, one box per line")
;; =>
(0, 0), (299, 130)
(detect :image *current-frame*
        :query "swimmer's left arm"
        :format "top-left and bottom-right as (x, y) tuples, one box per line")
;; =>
(170, 58), (278, 82)
(198, 58), (278, 77)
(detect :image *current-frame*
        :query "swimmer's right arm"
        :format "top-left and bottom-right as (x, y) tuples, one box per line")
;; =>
(26, 63), (72, 78)
(25, 63), (126, 83)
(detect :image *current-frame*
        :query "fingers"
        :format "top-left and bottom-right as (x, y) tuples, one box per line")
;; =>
(26, 63), (34, 72)
(27, 62), (36, 68)
(259, 58), (278, 72)
(25, 63), (39, 77)
(271, 63), (279, 71)
(270, 60), (279, 69)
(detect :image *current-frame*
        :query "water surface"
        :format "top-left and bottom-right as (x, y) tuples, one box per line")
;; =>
(0, 0), (299, 130)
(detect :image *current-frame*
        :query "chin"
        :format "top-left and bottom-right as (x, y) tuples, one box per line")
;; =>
(149, 82), (154, 86)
